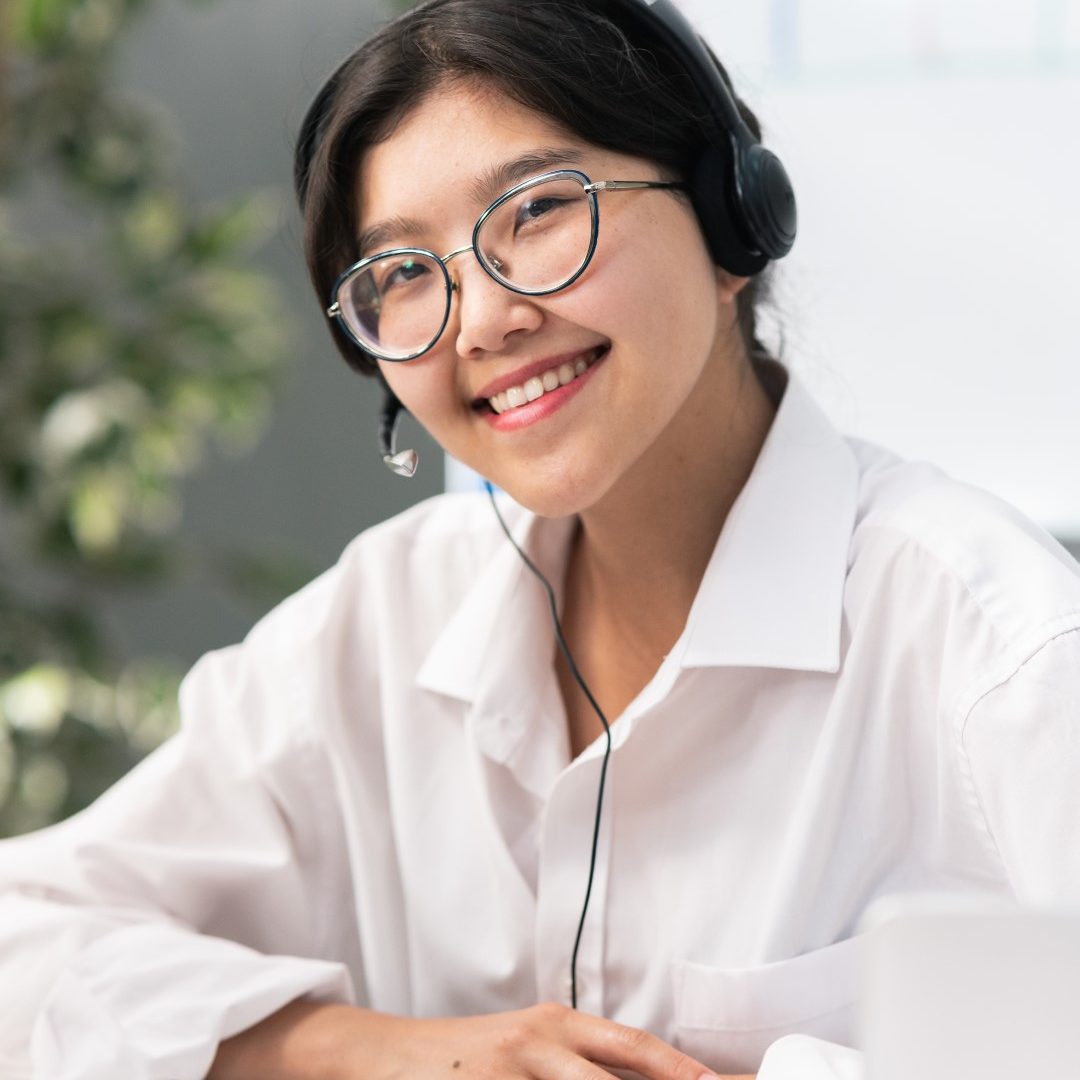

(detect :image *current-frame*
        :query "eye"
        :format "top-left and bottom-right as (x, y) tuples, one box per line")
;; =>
(514, 196), (568, 230)
(381, 257), (430, 290)
(386, 258), (428, 286)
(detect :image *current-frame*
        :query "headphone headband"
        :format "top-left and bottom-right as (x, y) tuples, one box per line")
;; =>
(604, 0), (754, 142)
(294, 0), (796, 276)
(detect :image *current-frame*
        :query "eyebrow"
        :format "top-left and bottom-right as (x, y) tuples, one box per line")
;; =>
(356, 146), (587, 257)
(356, 214), (428, 259)
(468, 146), (586, 206)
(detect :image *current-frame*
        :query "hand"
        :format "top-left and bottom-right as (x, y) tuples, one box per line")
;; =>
(209, 999), (750, 1080)
(382, 1003), (738, 1079)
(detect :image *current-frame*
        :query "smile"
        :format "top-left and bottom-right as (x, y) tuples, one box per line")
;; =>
(486, 347), (606, 414)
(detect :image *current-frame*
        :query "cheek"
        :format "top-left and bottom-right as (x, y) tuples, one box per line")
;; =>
(377, 358), (455, 430)
(573, 209), (719, 348)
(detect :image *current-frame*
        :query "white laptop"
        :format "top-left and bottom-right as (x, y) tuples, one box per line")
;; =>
(859, 895), (1080, 1080)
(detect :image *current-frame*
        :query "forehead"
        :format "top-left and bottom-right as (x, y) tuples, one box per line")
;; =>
(356, 82), (597, 225)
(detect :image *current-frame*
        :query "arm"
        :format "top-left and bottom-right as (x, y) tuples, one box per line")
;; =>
(0, 640), (353, 1079)
(959, 625), (1080, 900)
(209, 997), (750, 1080)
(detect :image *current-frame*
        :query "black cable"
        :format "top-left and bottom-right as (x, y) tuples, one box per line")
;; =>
(485, 482), (613, 1011)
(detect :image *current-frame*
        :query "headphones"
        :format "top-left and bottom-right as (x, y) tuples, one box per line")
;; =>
(602, 0), (796, 275)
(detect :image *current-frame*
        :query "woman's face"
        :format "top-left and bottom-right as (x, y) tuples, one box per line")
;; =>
(356, 80), (742, 517)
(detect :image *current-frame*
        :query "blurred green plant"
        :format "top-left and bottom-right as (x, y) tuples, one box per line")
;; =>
(0, 0), (300, 836)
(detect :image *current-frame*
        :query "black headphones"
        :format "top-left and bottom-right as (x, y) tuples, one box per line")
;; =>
(601, 0), (796, 275)
(295, 0), (796, 279)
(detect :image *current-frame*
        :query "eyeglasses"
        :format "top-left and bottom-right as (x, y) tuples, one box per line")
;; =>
(326, 169), (684, 362)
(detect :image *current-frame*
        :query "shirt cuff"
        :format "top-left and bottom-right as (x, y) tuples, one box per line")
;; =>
(757, 1033), (864, 1080)
(31, 922), (354, 1080)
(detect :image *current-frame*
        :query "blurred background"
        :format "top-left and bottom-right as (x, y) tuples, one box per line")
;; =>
(1, 0), (1077, 836)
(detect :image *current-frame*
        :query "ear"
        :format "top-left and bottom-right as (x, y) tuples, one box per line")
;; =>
(715, 268), (751, 305)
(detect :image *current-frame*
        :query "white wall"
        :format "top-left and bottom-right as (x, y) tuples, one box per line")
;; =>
(682, 0), (1080, 538)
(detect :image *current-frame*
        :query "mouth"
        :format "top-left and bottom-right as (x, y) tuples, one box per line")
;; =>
(474, 346), (609, 416)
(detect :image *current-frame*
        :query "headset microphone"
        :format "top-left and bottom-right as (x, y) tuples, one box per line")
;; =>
(378, 387), (419, 478)
(484, 483), (612, 1011)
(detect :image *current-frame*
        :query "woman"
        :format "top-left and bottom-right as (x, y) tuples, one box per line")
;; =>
(2, 2), (1078, 1078)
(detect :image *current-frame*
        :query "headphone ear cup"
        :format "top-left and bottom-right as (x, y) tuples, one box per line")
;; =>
(690, 144), (769, 277)
(738, 142), (797, 261)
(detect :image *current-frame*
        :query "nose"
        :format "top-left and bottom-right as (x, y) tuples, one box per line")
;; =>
(446, 249), (544, 358)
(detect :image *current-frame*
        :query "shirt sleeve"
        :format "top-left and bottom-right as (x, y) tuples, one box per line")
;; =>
(0, 636), (356, 1080)
(757, 1034), (864, 1080)
(753, 626), (1080, 1080)
(959, 624), (1080, 901)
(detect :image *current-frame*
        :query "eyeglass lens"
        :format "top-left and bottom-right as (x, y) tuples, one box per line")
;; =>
(337, 175), (595, 360)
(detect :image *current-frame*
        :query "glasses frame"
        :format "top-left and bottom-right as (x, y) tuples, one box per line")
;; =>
(326, 169), (685, 362)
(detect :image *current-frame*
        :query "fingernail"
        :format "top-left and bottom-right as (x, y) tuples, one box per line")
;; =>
(698, 1074), (721, 1080)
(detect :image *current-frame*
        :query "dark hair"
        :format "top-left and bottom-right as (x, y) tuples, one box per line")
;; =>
(294, 0), (776, 377)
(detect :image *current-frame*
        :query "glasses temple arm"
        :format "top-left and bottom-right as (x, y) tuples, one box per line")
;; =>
(584, 180), (686, 193)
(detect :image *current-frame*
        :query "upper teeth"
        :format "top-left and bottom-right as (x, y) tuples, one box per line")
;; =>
(488, 353), (596, 414)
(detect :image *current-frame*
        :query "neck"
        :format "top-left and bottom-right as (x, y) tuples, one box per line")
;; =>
(567, 353), (777, 652)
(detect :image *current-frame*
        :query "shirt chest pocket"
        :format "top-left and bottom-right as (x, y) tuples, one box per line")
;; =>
(670, 936), (861, 1074)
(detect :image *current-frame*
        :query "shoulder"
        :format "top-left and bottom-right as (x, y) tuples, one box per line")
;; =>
(345, 489), (513, 576)
(182, 493), (512, 746)
(843, 436), (1080, 695)
(248, 491), (508, 651)
(834, 439), (1080, 895)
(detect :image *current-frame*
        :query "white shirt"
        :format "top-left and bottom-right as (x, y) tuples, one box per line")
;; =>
(2, 376), (1079, 1080)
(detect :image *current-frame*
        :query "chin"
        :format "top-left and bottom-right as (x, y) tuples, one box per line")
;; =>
(489, 468), (611, 520)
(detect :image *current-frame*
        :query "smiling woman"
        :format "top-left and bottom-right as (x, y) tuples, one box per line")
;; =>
(352, 83), (746, 519)
(1, 2), (1079, 1080)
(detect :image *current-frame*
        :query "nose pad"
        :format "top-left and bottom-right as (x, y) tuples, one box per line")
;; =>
(449, 255), (542, 355)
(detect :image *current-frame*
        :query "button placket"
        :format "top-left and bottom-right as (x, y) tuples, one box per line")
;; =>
(535, 752), (613, 1013)
(573, 756), (612, 1015)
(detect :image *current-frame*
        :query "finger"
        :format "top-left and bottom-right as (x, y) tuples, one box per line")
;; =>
(532, 1043), (649, 1080)
(566, 1013), (718, 1080)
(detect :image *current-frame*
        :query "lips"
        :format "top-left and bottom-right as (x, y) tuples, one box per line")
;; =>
(473, 346), (608, 415)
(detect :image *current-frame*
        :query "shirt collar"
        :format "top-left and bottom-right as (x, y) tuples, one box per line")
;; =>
(415, 505), (576, 790)
(416, 503), (575, 698)
(416, 372), (859, 711)
(678, 373), (858, 672)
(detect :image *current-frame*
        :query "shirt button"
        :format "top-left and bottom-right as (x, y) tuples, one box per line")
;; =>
(560, 969), (581, 1005)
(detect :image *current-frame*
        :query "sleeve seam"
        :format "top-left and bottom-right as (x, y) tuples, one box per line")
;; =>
(951, 618), (1080, 886)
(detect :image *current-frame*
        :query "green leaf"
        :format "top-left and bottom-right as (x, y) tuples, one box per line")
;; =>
(2, 0), (296, 836)
(15, 0), (72, 49)
(188, 192), (281, 262)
